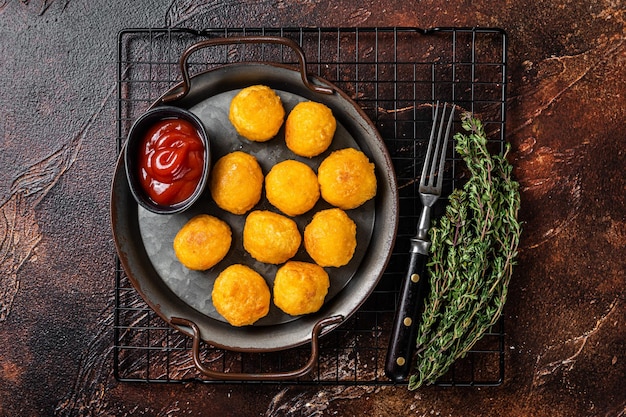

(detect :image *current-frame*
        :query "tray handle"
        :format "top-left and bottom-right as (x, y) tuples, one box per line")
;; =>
(170, 315), (343, 381)
(162, 35), (334, 103)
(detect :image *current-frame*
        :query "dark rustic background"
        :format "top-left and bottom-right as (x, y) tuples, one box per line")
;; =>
(0, 1), (624, 416)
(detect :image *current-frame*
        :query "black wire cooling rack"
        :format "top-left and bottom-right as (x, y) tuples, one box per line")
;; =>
(114, 27), (507, 385)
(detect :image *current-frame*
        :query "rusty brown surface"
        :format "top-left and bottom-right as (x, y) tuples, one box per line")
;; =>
(0, 0), (624, 416)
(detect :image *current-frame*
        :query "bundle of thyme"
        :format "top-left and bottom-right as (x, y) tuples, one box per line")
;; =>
(408, 112), (521, 389)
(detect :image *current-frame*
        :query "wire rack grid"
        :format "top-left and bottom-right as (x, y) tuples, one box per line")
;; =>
(114, 27), (507, 386)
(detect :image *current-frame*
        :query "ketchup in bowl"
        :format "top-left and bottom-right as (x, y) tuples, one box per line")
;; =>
(124, 106), (210, 214)
(138, 118), (205, 206)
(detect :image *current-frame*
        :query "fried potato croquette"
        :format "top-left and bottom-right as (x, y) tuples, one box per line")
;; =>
(212, 264), (270, 326)
(265, 160), (320, 216)
(209, 151), (263, 215)
(243, 210), (302, 264)
(173, 214), (232, 271)
(317, 148), (377, 210)
(304, 208), (356, 267)
(285, 101), (336, 157)
(273, 261), (329, 316)
(229, 85), (285, 142)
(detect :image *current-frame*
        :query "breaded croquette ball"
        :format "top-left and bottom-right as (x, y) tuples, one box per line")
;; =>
(304, 208), (356, 267)
(273, 261), (330, 316)
(212, 264), (270, 326)
(243, 210), (302, 264)
(285, 101), (336, 157)
(209, 151), (263, 215)
(229, 85), (285, 142)
(317, 148), (377, 210)
(265, 160), (320, 216)
(173, 214), (232, 271)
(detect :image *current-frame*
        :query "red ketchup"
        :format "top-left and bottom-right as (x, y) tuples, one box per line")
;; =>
(138, 118), (204, 206)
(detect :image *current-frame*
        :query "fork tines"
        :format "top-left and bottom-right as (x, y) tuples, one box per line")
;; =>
(420, 102), (455, 194)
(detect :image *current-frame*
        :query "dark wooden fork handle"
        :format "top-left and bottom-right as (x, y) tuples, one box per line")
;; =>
(385, 238), (430, 382)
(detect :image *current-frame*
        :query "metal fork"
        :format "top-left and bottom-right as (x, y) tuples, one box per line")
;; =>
(385, 101), (455, 382)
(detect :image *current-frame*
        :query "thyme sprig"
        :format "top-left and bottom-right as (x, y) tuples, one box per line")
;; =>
(408, 112), (521, 389)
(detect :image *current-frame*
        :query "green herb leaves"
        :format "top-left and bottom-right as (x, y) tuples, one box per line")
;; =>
(408, 112), (522, 389)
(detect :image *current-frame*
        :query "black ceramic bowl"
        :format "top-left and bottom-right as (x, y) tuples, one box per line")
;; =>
(124, 106), (211, 215)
